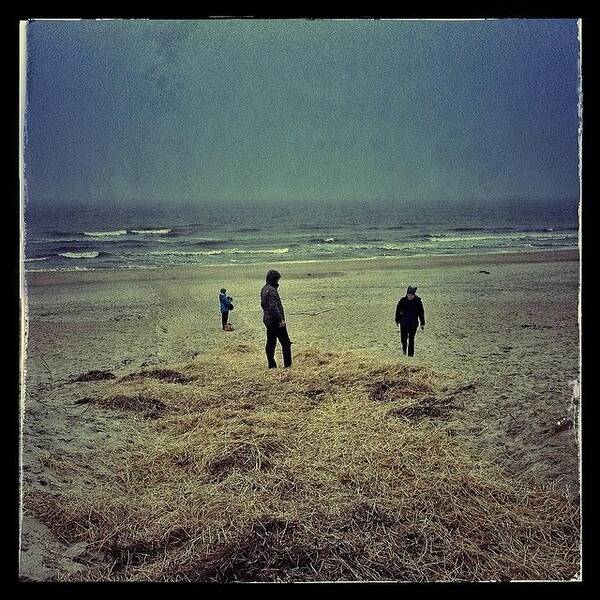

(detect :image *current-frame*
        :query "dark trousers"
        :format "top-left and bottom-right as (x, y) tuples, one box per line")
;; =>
(221, 311), (229, 329)
(265, 325), (292, 368)
(400, 322), (418, 356)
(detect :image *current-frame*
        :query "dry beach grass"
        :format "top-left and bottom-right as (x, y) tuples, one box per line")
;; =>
(25, 344), (580, 582)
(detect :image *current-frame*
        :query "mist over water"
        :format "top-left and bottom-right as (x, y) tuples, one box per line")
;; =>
(24, 20), (579, 209)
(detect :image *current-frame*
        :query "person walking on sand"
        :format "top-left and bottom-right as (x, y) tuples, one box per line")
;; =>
(260, 270), (292, 368)
(219, 288), (234, 331)
(395, 286), (425, 357)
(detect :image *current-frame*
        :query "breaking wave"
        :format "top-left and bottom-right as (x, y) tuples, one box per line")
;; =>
(130, 228), (172, 235)
(59, 251), (110, 259)
(82, 230), (127, 237)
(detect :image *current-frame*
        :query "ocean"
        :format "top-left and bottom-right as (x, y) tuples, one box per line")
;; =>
(23, 201), (579, 272)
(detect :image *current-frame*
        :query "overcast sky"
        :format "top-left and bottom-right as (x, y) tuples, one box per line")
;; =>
(24, 19), (580, 209)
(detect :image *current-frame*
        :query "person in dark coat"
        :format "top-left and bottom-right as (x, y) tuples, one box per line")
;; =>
(260, 269), (292, 368)
(219, 288), (234, 330)
(395, 286), (425, 356)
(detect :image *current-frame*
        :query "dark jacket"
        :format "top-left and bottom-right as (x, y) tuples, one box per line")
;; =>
(395, 295), (425, 327)
(261, 272), (285, 328)
(219, 293), (233, 313)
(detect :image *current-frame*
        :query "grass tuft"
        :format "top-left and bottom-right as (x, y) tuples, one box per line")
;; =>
(26, 346), (580, 582)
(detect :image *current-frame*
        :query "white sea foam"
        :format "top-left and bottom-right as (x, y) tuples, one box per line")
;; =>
(148, 250), (223, 256)
(428, 231), (576, 244)
(130, 228), (172, 235)
(149, 247), (290, 259)
(59, 251), (100, 259)
(230, 248), (289, 254)
(368, 244), (411, 251)
(31, 265), (95, 272)
(25, 256), (50, 262)
(82, 230), (127, 237)
(312, 242), (409, 251)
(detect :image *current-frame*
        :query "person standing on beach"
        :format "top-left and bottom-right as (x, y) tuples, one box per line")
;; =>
(395, 286), (425, 357)
(260, 270), (292, 368)
(219, 288), (234, 331)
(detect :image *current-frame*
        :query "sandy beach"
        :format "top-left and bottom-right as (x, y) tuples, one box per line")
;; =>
(20, 248), (580, 580)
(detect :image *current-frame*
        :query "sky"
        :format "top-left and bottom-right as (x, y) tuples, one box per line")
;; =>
(24, 19), (580, 210)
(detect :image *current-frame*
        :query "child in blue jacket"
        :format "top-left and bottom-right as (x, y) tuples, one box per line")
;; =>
(219, 288), (234, 330)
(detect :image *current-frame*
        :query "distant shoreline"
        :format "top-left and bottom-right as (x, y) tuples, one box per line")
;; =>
(24, 247), (579, 285)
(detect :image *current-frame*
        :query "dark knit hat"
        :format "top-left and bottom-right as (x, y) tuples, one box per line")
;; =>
(407, 286), (417, 294)
(220, 288), (226, 294)
(266, 269), (282, 284)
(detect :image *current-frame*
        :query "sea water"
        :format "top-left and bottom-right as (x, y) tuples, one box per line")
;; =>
(23, 200), (579, 272)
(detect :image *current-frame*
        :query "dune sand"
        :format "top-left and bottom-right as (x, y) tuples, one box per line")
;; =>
(20, 249), (580, 580)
